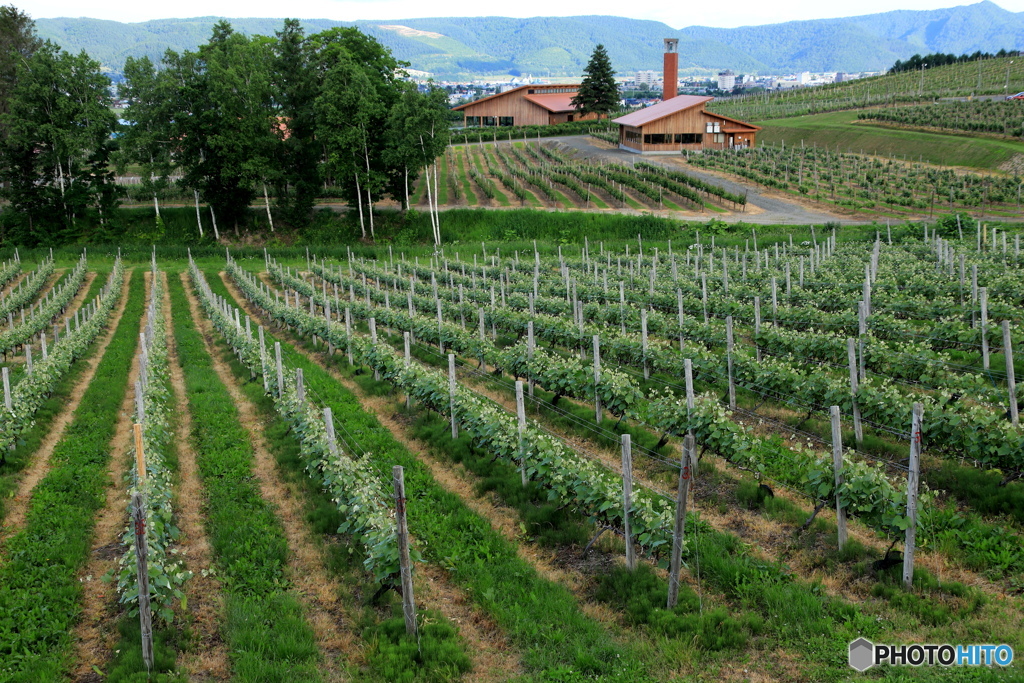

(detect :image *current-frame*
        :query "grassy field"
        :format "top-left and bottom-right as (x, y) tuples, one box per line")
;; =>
(755, 111), (1024, 171)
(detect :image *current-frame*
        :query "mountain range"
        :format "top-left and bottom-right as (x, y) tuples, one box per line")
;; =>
(33, 0), (1024, 79)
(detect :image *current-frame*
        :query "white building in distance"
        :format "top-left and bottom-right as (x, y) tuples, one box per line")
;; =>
(635, 70), (661, 87)
(717, 70), (736, 90)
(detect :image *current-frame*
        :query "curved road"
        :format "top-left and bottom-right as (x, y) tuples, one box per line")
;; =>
(549, 135), (869, 225)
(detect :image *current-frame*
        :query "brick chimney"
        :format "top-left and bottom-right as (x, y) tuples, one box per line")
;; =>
(663, 39), (679, 101)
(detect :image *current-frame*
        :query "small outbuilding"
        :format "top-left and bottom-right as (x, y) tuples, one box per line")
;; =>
(613, 95), (760, 154)
(453, 84), (606, 128)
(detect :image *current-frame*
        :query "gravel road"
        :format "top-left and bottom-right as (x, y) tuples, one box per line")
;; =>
(549, 135), (868, 225)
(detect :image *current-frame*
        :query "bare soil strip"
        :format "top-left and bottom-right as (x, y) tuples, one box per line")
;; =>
(182, 273), (353, 683)
(0, 269), (134, 541)
(0, 271), (27, 299)
(69, 272), (149, 680)
(165, 272), (231, 681)
(2, 270), (97, 371)
(225, 273), (528, 681)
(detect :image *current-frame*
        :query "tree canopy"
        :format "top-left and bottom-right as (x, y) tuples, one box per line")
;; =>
(571, 44), (619, 117)
(118, 20), (451, 238)
(0, 11), (453, 244)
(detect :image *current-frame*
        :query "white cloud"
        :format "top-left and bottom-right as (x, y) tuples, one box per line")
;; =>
(17, 0), (1024, 29)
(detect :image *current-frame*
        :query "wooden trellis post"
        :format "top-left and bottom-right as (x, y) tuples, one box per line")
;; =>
(527, 321), (535, 398)
(980, 287), (990, 370)
(516, 380), (528, 487)
(593, 335), (602, 424)
(667, 433), (695, 609)
(132, 422), (153, 672)
(1004, 321), (1018, 426)
(831, 406), (848, 550)
(392, 466), (418, 636)
(448, 354), (458, 439)
(754, 296), (762, 362)
(404, 332), (413, 411)
(621, 433), (636, 570)
(726, 315), (735, 409)
(641, 309), (650, 381)
(903, 403), (923, 590)
(847, 339), (863, 444)
(275, 342), (284, 398)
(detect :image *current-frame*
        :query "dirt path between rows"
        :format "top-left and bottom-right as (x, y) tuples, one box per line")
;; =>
(225, 272), (528, 683)
(0, 270), (27, 300)
(70, 271), (148, 680)
(4, 271), (98, 370)
(0, 269), (133, 541)
(182, 271), (353, 683)
(166, 271), (231, 681)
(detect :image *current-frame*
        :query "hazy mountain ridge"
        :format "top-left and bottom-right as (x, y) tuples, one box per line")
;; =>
(34, 1), (1024, 79)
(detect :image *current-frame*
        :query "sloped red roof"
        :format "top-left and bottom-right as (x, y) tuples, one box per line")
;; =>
(453, 84), (582, 112)
(613, 96), (713, 127)
(523, 93), (578, 113)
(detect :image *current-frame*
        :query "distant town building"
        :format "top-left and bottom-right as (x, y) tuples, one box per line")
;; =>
(798, 71), (811, 85)
(635, 70), (660, 87)
(717, 70), (736, 91)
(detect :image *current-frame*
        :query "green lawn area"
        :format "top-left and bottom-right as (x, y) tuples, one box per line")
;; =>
(755, 110), (1024, 171)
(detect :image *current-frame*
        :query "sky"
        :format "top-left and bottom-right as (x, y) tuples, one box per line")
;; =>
(15, 0), (1023, 28)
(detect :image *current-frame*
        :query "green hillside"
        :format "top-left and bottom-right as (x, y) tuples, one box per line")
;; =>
(33, 2), (1024, 79)
(754, 110), (1024, 170)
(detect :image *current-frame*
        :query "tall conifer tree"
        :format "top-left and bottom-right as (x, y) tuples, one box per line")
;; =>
(571, 44), (618, 117)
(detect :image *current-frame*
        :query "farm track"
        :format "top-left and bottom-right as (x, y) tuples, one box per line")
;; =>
(0, 269), (132, 540)
(224, 271), (528, 682)
(182, 271), (354, 683)
(553, 135), (860, 224)
(165, 270), (231, 681)
(69, 271), (149, 680)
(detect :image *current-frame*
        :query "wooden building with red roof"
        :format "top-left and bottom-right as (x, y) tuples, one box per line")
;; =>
(613, 95), (760, 154)
(453, 85), (605, 128)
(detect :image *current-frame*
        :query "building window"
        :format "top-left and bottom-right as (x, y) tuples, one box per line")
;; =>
(705, 121), (721, 133)
(483, 116), (496, 126)
(674, 133), (702, 144)
(499, 116), (514, 126)
(624, 130), (641, 143)
(713, 133), (725, 143)
(466, 116), (480, 126)
(527, 89), (535, 94)
(644, 133), (670, 144)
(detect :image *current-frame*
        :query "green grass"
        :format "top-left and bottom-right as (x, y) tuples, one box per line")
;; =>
(436, 155), (450, 206)
(167, 275), (322, 682)
(755, 111), (1024, 170)
(0, 271), (109, 523)
(0, 270), (147, 681)
(201, 286), (472, 682)
(454, 150), (478, 206)
(208, 270), (655, 682)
